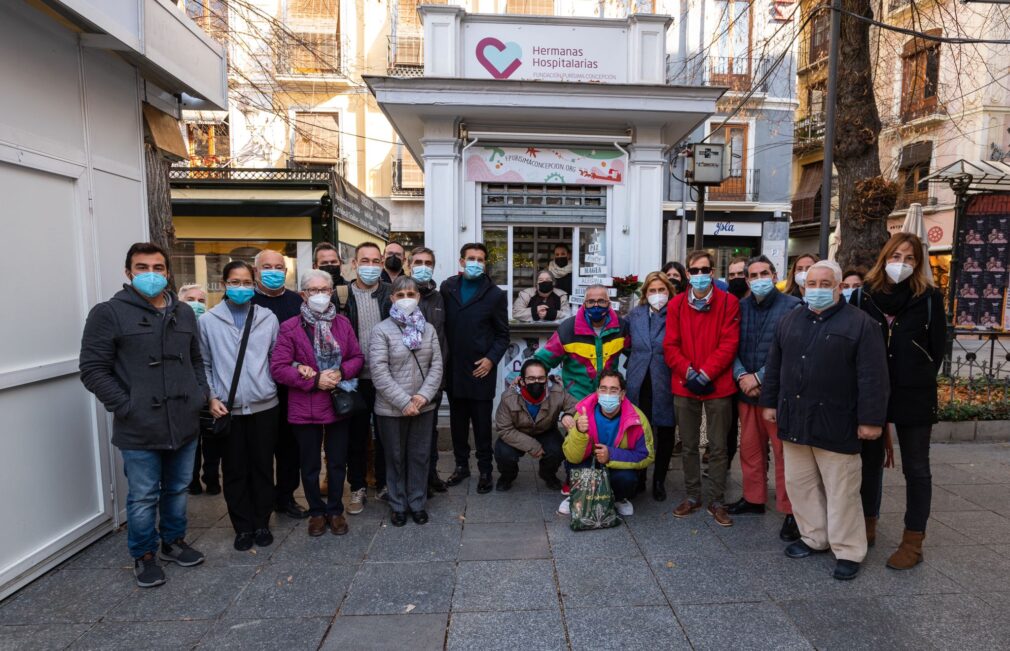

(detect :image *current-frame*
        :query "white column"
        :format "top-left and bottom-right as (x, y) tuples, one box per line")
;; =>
(627, 128), (667, 278)
(422, 118), (462, 282)
(420, 6), (464, 77)
(628, 14), (673, 84)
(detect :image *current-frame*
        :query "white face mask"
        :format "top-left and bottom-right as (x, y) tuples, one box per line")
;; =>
(395, 298), (418, 315)
(885, 262), (914, 284)
(307, 294), (331, 313)
(647, 293), (669, 310)
(795, 270), (808, 287)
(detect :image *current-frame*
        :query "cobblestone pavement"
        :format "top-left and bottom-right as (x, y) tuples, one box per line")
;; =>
(2, 443), (1010, 650)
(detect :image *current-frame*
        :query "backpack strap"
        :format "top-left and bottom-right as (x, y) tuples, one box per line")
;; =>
(335, 285), (349, 309)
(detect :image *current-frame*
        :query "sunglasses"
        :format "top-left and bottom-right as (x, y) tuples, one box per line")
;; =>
(688, 266), (712, 275)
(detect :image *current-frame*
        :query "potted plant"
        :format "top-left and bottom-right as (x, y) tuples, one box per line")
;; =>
(612, 274), (642, 315)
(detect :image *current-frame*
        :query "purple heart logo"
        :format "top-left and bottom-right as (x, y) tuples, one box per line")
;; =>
(475, 37), (523, 79)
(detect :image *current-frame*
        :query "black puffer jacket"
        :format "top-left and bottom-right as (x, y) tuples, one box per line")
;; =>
(853, 284), (946, 425)
(80, 286), (208, 450)
(760, 300), (890, 454)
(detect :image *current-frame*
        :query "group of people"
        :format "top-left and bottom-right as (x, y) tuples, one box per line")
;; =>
(80, 230), (944, 588)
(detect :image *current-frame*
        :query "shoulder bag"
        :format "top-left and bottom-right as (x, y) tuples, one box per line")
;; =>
(210, 306), (255, 439)
(301, 321), (367, 418)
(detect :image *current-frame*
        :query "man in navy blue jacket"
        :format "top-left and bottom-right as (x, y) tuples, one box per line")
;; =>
(728, 255), (802, 543)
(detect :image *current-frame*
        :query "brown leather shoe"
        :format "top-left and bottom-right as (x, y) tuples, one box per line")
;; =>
(865, 516), (878, 547)
(708, 502), (733, 527)
(886, 529), (925, 570)
(307, 515), (326, 537)
(672, 498), (702, 518)
(328, 514), (348, 536)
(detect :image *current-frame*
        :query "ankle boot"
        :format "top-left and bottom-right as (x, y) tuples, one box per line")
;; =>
(865, 516), (877, 547)
(886, 529), (925, 570)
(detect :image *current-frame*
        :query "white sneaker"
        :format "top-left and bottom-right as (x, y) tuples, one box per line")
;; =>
(347, 488), (366, 515)
(615, 499), (634, 517)
(557, 497), (571, 515)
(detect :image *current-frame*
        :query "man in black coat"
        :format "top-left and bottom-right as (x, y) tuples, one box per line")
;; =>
(440, 242), (510, 493)
(80, 243), (209, 588)
(760, 260), (890, 581)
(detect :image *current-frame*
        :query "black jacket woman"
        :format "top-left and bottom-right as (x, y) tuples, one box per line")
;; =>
(852, 232), (945, 570)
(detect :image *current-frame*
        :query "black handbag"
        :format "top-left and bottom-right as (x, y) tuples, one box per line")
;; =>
(209, 307), (255, 439)
(300, 321), (367, 418)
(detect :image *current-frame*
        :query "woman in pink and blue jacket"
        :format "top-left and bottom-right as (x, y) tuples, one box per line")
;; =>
(561, 369), (655, 517)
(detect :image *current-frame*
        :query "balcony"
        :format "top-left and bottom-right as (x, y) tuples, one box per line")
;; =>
(669, 55), (766, 92)
(392, 157), (424, 197)
(795, 114), (826, 150)
(706, 169), (760, 203)
(274, 31), (342, 77)
(894, 187), (931, 211)
(388, 35), (423, 77)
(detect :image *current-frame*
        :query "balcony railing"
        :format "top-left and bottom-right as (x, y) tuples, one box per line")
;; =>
(706, 169), (760, 202)
(894, 187), (931, 211)
(388, 35), (423, 76)
(669, 55), (767, 92)
(274, 31), (342, 77)
(795, 114), (826, 145)
(392, 158), (424, 196)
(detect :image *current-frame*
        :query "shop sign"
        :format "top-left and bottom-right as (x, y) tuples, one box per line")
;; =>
(464, 23), (628, 83)
(886, 211), (954, 248)
(332, 174), (389, 239)
(465, 146), (627, 186)
(703, 221), (762, 237)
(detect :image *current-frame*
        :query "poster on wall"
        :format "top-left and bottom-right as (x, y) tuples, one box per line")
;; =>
(465, 146), (627, 186)
(954, 193), (1010, 330)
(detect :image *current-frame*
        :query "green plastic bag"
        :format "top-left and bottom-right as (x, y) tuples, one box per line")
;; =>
(569, 461), (622, 531)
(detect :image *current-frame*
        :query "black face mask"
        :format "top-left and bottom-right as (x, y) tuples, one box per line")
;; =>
(728, 277), (749, 299)
(555, 256), (569, 267)
(385, 256), (403, 273)
(538, 281), (554, 294)
(319, 265), (341, 283)
(524, 381), (546, 399)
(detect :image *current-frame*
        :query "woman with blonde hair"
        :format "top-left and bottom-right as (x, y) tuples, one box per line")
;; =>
(852, 232), (945, 570)
(625, 271), (676, 500)
(783, 253), (819, 298)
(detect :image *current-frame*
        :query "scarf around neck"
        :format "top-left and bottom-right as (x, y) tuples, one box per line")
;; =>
(300, 302), (342, 370)
(390, 304), (427, 351)
(871, 279), (914, 316)
(548, 258), (572, 279)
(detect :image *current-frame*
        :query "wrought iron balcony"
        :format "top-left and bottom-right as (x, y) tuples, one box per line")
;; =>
(706, 169), (760, 203)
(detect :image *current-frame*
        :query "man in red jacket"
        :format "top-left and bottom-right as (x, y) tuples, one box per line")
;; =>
(663, 250), (741, 527)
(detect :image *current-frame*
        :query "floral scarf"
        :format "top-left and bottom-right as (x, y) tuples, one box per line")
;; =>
(299, 301), (342, 371)
(389, 303), (427, 351)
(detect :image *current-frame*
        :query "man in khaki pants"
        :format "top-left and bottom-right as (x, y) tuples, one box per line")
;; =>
(759, 261), (890, 581)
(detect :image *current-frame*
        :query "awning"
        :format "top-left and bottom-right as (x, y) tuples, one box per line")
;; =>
(791, 162), (823, 223)
(923, 159), (1010, 193)
(899, 141), (933, 169)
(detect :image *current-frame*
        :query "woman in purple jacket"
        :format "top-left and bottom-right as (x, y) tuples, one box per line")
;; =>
(271, 269), (364, 538)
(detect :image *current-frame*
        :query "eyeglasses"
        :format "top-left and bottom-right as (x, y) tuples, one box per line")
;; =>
(304, 288), (332, 296)
(225, 280), (255, 288)
(523, 377), (547, 384)
(583, 299), (610, 308)
(688, 266), (712, 275)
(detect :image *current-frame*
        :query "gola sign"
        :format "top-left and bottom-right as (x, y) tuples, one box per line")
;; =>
(463, 23), (628, 83)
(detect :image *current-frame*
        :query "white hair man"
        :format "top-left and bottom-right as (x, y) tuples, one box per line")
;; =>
(759, 260), (890, 581)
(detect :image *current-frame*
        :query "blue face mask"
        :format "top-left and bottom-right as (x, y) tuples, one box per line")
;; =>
(357, 265), (382, 285)
(226, 286), (255, 305)
(131, 272), (168, 298)
(186, 301), (206, 318)
(749, 278), (774, 298)
(585, 305), (609, 323)
(689, 274), (712, 291)
(804, 288), (837, 311)
(412, 266), (433, 283)
(598, 393), (621, 413)
(260, 269), (286, 290)
(841, 288), (855, 302)
(463, 260), (485, 279)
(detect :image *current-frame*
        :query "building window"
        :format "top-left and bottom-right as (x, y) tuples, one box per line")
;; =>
(792, 162), (824, 224)
(901, 30), (941, 122)
(808, 6), (829, 64)
(505, 0), (555, 16)
(186, 119), (230, 167)
(711, 0), (752, 90)
(708, 123), (753, 201)
(390, 0), (447, 68)
(393, 152), (424, 195)
(292, 112), (340, 164)
(277, 0), (340, 75)
(896, 141), (932, 210)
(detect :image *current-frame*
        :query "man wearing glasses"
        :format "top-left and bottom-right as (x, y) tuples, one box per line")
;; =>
(664, 250), (741, 527)
(492, 359), (579, 492)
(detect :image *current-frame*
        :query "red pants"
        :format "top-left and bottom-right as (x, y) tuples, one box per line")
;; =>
(738, 401), (792, 514)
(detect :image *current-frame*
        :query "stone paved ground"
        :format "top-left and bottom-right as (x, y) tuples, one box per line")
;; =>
(3, 443), (1010, 650)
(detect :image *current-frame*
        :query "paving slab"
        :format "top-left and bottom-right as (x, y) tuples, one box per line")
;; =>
(883, 484), (982, 512)
(62, 530), (132, 570)
(923, 544), (1010, 592)
(943, 482), (1010, 514)
(452, 560), (559, 612)
(875, 516), (972, 548)
(649, 553), (768, 605)
(565, 605), (688, 650)
(186, 495), (230, 527)
(879, 593), (1010, 650)
(705, 513), (794, 554)
(931, 510), (1010, 544)
(0, 624), (91, 650)
(555, 556), (666, 608)
(675, 602), (812, 650)
(546, 520), (641, 559)
(423, 495), (468, 525)
(464, 494), (545, 523)
(185, 526), (284, 567)
(366, 523), (461, 563)
(69, 619), (212, 650)
(340, 561), (455, 615)
(781, 596), (916, 650)
(224, 563), (356, 619)
(446, 609), (567, 651)
(320, 613), (448, 650)
(269, 518), (380, 565)
(0, 569), (130, 624)
(459, 522), (550, 561)
(624, 514), (728, 558)
(103, 566), (257, 622)
(198, 616), (331, 649)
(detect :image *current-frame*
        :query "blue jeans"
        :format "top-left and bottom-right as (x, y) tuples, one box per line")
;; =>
(120, 439), (197, 558)
(566, 459), (639, 501)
